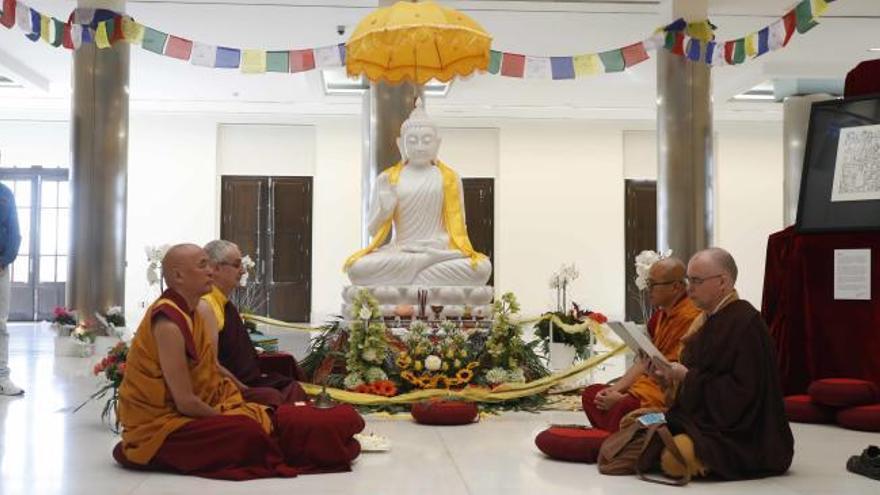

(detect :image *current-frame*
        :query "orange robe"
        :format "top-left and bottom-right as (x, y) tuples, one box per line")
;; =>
(118, 289), (272, 465)
(628, 295), (701, 408)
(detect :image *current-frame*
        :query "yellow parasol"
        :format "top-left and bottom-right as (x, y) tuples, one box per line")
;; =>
(346, 1), (492, 85)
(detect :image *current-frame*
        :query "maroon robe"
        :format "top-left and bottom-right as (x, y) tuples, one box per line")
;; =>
(218, 301), (308, 405)
(666, 300), (794, 480)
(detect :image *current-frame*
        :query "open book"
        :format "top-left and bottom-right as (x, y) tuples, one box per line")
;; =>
(606, 321), (670, 367)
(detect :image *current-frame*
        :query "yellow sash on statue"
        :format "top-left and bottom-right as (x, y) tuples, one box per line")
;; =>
(343, 160), (487, 271)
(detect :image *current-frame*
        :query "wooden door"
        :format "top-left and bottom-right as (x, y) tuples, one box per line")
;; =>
(624, 180), (657, 322)
(462, 178), (494, 285)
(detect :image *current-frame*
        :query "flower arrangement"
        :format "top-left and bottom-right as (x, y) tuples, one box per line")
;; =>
(632, 249), (672, 322)
(71, 322), (97, 345)
(343, 289), (390, 391)
(482, 292), (530, 386)
(534, 301), (607, 360)
(74, 341), (129, 433)
(549, 263), (579, 313)
(52, 306), (77, 326)
(396, 321), (480, 390)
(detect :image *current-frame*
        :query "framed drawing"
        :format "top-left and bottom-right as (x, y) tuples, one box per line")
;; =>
(796, 95), (880, 232)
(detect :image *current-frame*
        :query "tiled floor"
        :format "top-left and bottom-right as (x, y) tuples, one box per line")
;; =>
(0, 323), (876, 494)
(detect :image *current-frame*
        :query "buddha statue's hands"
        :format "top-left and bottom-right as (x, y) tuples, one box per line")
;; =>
(376, 174), (398, 213)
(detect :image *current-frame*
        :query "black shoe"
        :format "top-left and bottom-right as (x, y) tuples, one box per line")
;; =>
(847, 445), (880, 481)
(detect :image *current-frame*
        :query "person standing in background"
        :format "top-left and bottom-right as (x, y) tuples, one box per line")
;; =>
(0, 182), (23, 396)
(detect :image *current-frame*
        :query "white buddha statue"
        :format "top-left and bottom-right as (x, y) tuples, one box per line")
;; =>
(344, 99), (492, 288)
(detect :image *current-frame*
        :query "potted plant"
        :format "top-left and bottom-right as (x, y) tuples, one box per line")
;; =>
(534, 302), (606, 370)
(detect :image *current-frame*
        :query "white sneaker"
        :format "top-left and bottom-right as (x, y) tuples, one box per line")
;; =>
(0, 378), (23, 396)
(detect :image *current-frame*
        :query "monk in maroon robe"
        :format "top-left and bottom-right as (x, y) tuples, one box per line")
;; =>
(201, 240), (308, 407)
(114, 244), (363, 480)
(652, 248), (794, 480)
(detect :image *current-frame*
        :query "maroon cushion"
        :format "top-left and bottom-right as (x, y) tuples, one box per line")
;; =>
(808, 378), (880, 408)
(535, 427), (610, 463)
(411, 400), (479, 425)
(784, 394), (836, 424)
(837, 404), (880, 432)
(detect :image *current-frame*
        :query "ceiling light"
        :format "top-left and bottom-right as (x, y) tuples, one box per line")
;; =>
(321, 69), (450, 97)
(869, 47), (880, 52)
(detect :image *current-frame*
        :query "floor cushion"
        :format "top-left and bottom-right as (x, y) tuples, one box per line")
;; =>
(535, 427), (611, 463)
(808, 378), (879, 408)
(783, 394), (836, 424)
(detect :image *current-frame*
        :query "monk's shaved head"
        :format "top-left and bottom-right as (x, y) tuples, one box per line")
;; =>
(651, 257), (686, 282)
(161, 244), (213, 300)
(647, 257), (688, 309)
(692, 247), (738, 283)
(162, 244), (203, 286)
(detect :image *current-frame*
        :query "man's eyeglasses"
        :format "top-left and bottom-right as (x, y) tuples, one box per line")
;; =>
(686, 274), (723, 286)
(646, 280), (679, 290)
(218, 259), (242, 269)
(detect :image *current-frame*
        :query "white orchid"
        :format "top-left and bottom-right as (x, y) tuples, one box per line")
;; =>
(549, 262), (579, 289)
(239, 255), (256, 287)
(107, 306), (123, 316)
(634, 249), (673, 290)
(144, 244), (171, 286)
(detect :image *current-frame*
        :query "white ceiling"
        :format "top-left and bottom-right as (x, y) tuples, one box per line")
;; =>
(0, 0), (878, 121)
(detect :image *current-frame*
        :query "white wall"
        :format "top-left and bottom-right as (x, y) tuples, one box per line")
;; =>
(0, 115), (784, 325)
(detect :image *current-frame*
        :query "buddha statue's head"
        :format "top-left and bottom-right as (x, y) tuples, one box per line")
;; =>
(398, 98), (441, 167)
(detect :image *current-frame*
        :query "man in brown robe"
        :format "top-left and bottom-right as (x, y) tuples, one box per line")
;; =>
(652, 248), (794, 480)
(582, 258), (699, 431)
(201, 239), (307, 407)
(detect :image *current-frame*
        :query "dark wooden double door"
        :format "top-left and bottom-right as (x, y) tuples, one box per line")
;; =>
(221, 176), (312, 322)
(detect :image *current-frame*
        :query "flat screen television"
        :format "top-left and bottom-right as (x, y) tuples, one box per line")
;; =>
(796, 95), (880, 232)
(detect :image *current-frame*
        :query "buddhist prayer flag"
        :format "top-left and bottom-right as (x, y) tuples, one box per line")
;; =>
(24, 8), (39, 41)
(121, 16), (144, 44)
(599, 49), (625, 73)
(724, 40), (735, 64)
(141, 27), (168, 54)
(1, 0), (16, 29)
(110, 15), (125, 44)
(50, 18), (63, 47)
(487, 50), (502, 74)
(524, 56), (552, 79)
(266, 51), (288, 73)
(241, 49), (267, 73)
(314, 44), (343, 68)
(550, 56), (574, 80)
(164, 35), (193, 60)
(744, 33), (757, 57)
(500, 52), (524, 78)
(289, 49), (315, 72)
(572, 53), (602, 77)
(733, 38), (746, 64)
(215, 46), (241, 68)
(795, 1), (817, 34)
(15, 3), (30, 33)
(190, 42), (215, 67)
(671, 32), (685, 56)
(757, 27), (770, 56)
(95, 20), (111, 48)
(686, 37), (702, 62)
(782, 10), (797, 46)
(621, 42), (648, 67)
(704, 41), (716, 64)
(62, 22), (72, 49)
(642, 32), (665, 52)
(768, 20), (785, 50)
(664, 18), (687, 33)
(811, 0), (830, 17)
(39, 13), (49, 44)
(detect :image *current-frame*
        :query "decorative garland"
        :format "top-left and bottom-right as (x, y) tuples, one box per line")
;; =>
(0, 0), (836, 78)
(300, 342), (626, 406)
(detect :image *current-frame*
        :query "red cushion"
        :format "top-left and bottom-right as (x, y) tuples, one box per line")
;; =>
(784, 395), (836, 424)
(411, 400), (479, 425)
(808, 378), (880, 408)
(837, 404), (880, 432)
(535, 427), (610, 463)
(273, 403), (365, 471)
